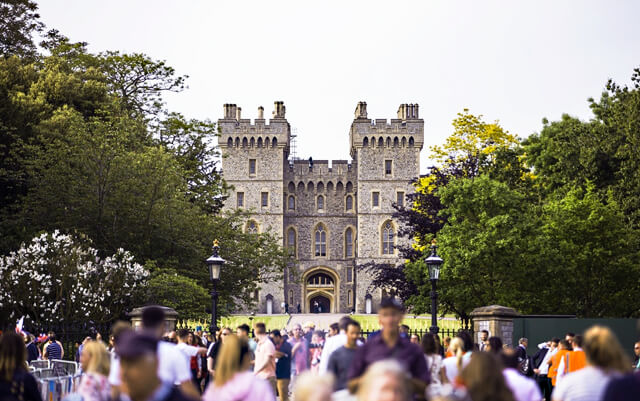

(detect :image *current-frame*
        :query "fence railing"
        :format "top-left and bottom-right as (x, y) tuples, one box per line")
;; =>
(361, 327), (471, 340)
(29, 360), (82, 401)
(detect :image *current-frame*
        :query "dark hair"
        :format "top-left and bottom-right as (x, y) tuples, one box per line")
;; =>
(566, 332), (575, 338)
(458, 330), (474, 352)
(338, 316), (353, 331)
(551, 337), (561, 344)
(488, 337), (503, 354)
(47, 331), (56, 341)
(500, 349), (519, 369)
(270, 330), (281, 338)
(0, 332), (28, 381)
(481, 330), (489, 335)
(573, 334), (584, 348)
(460, 352), (514, 401)
(255, 323), (266, 335)
(177, 329), (190, 340)
(237, 324), (250, 334)
(347, 320), (361, 330)
(559, 339), (573, 351)
(142, 306), (165, 329)
(400, 324), (410, 332)
(422, 333), (439, 355)
(330, 323), (339, 333)
(313, 330), (325, 339)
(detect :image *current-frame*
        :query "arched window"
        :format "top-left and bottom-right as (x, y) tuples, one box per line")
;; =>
(409, 137), (414, 147)
(326, 181), (334, 192)
(288, 182), (295, 192)
(307, 272), (333, 286)
(393, 137), (399, 147)
(287, 227), (296, 256)
(242, 137), (248, 147)
(257, 137), (263, 148)
(401, 137), (406, 147)
(345, 228), (354, 258)
(227, 137), (233, 147)
(250, 137), (255, 147)
(317, 182), (324, 192)
(336, 181), (344, 192)
(288, 195), (295, 210)
(235, 137), (240, 147)
(378, 137), (384, 147)
(314, 224), (327, 257)
(346, 195), (353, 211)
(298, 182), (305, 192)
(346, 182), (353, 193)
(386, 137), (391, 147)
(272, 138), (277, 147)
(317, 195), (324, 210)
(265, 137), (270, 147)
(246, 220), (258, 234)
(363, 137), (369, 147)
(307, 181), (314, 192)
(382, 221), (395, 255)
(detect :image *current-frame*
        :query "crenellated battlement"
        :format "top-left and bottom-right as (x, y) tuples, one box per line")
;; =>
(218, 101), (290, 146)
(286, 159), (357, 177)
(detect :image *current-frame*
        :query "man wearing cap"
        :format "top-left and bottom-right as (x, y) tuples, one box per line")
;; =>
(347, 298), (429, 398)
(109, 306), (199, 400)
(118, 330), (192, 401)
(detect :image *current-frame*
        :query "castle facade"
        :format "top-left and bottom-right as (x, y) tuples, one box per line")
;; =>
(218, 101), (424, 314)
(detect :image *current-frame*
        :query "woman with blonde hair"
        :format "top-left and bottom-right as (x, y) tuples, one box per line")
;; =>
(442, 337), (467, 384)
(459, 352), (515, 401)
(357, 360), (410, 401)
(552, 326), (630, 401)
(203, 334), (275, 401)
(77, 340), (111, 401)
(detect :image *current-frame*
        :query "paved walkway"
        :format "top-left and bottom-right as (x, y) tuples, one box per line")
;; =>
(286, 313), (346, 330)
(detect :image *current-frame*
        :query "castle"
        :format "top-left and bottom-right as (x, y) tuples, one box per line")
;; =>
(218, 101), (424, 314)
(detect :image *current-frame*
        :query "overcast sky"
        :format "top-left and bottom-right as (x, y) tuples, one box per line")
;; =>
(38, 1), (640, 172)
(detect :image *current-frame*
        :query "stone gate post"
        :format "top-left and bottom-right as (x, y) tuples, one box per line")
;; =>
(470, 305), (518, 347)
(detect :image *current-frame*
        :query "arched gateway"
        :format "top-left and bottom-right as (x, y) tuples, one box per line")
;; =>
(303, 268), (339, 313)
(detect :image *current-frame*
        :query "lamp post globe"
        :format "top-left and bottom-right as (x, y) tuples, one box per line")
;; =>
(206, 239), (225, 335)
(425, 239), (443, 334)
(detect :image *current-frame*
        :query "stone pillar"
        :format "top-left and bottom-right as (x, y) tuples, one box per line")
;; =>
(470, 305), (518, 347)
(129, 305), (179, 333)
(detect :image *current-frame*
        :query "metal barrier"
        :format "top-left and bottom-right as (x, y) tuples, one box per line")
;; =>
(29, 360), (82, 401)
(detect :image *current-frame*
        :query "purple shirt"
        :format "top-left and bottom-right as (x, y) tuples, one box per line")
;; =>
(347, 333), (430, 384)
(288, 336), (308, 373)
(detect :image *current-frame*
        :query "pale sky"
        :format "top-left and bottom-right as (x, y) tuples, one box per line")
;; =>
(38, 1), (640, 172)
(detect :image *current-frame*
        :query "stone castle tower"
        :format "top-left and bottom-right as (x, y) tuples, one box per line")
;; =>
(218, 101), (424, 314)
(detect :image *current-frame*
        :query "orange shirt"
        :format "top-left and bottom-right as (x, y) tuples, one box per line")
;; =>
(565, 350), (587, 373)
(549, 349), (569, 386)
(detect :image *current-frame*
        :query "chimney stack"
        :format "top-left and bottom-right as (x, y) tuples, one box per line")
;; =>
(223, 104), (237, 120)
(236, 107), (242, 120)
(355, 101), (368, 119)
(273, 101), (286, 119)
(258, 106), (264, 119)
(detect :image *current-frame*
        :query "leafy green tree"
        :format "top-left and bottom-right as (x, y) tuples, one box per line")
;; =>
(0, 0), (43, 58)
(145, 266), (209, 320)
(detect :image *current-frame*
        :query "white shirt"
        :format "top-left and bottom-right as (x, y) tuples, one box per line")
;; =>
(108, 341), (192, 386)
(175, 342), (199, 366)
(552, 366), (616, 401)
(318, 332), (346, 374)
(539, 347), (557, 375)
(503, 368), (543, 401)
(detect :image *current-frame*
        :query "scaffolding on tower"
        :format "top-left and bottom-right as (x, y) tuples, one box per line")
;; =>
(289, 127), (299, 164)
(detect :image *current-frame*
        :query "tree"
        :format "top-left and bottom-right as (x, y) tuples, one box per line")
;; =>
(145, 266), (210, 320)
(0, 231), (149, 327)
(0, 0), (43, 58)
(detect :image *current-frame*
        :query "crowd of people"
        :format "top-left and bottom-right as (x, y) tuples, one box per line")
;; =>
(2, 298), (640, 401)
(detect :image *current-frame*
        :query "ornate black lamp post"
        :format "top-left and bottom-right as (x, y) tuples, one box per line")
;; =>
(206, 240), (225, 336)
(425, 239), (443, 334)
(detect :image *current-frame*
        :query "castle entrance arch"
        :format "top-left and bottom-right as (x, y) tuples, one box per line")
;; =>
(303, 268), (339, 313)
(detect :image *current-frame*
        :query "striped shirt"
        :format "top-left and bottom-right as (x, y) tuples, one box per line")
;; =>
(46, 342), (62, 360)
(552, 366), (618, 401)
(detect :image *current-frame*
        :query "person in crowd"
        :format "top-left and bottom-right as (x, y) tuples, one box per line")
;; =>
(175, 329), (208, 393)
(442, 337), (467, 383)
(556, 334), (586, 385)
(78, 336), (92, 364)
(208, 327), (231, 380)
(293, 371), (334, 401)
(410, 334), (420, 345)
(237, 324), (258, 355)
(309, 330), (325, 373)
(501, 348), (543, 401)
(0, 332), (42, 401)
(422, 332), (445, 398)
(487, 337), (504, 354)
(632, 341), (640, 371)
(478, 330), (490, 351)
(43, 331), (64, 360)
(459, 352), (515, 401)
(347, 298), (429, 398)
(77, 340), (111, 401)
(25, 334), (39, 363)
(552, 326), (630, 401)
(254, 323), (277, 394)
(202, 334), (275, 401)
(399, 325), (410, 339)
(327, 319), (361, 392)
(270, 330), (292, 401)
(329, 323), (339, 338)
(117, 330), (191, 401)
(319, 316), (356, 374)
(533, 338), (559, 401)
(516, 338), (534, 377)
(548, 340), (572, 388)
(356, 360), (410, 401)
(564, 333), (575, 346)
(302, 322), (315, 345)
(108, 306), (199, 400)
(443, 337), (453, 358)
(289, 323), (309, 381)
